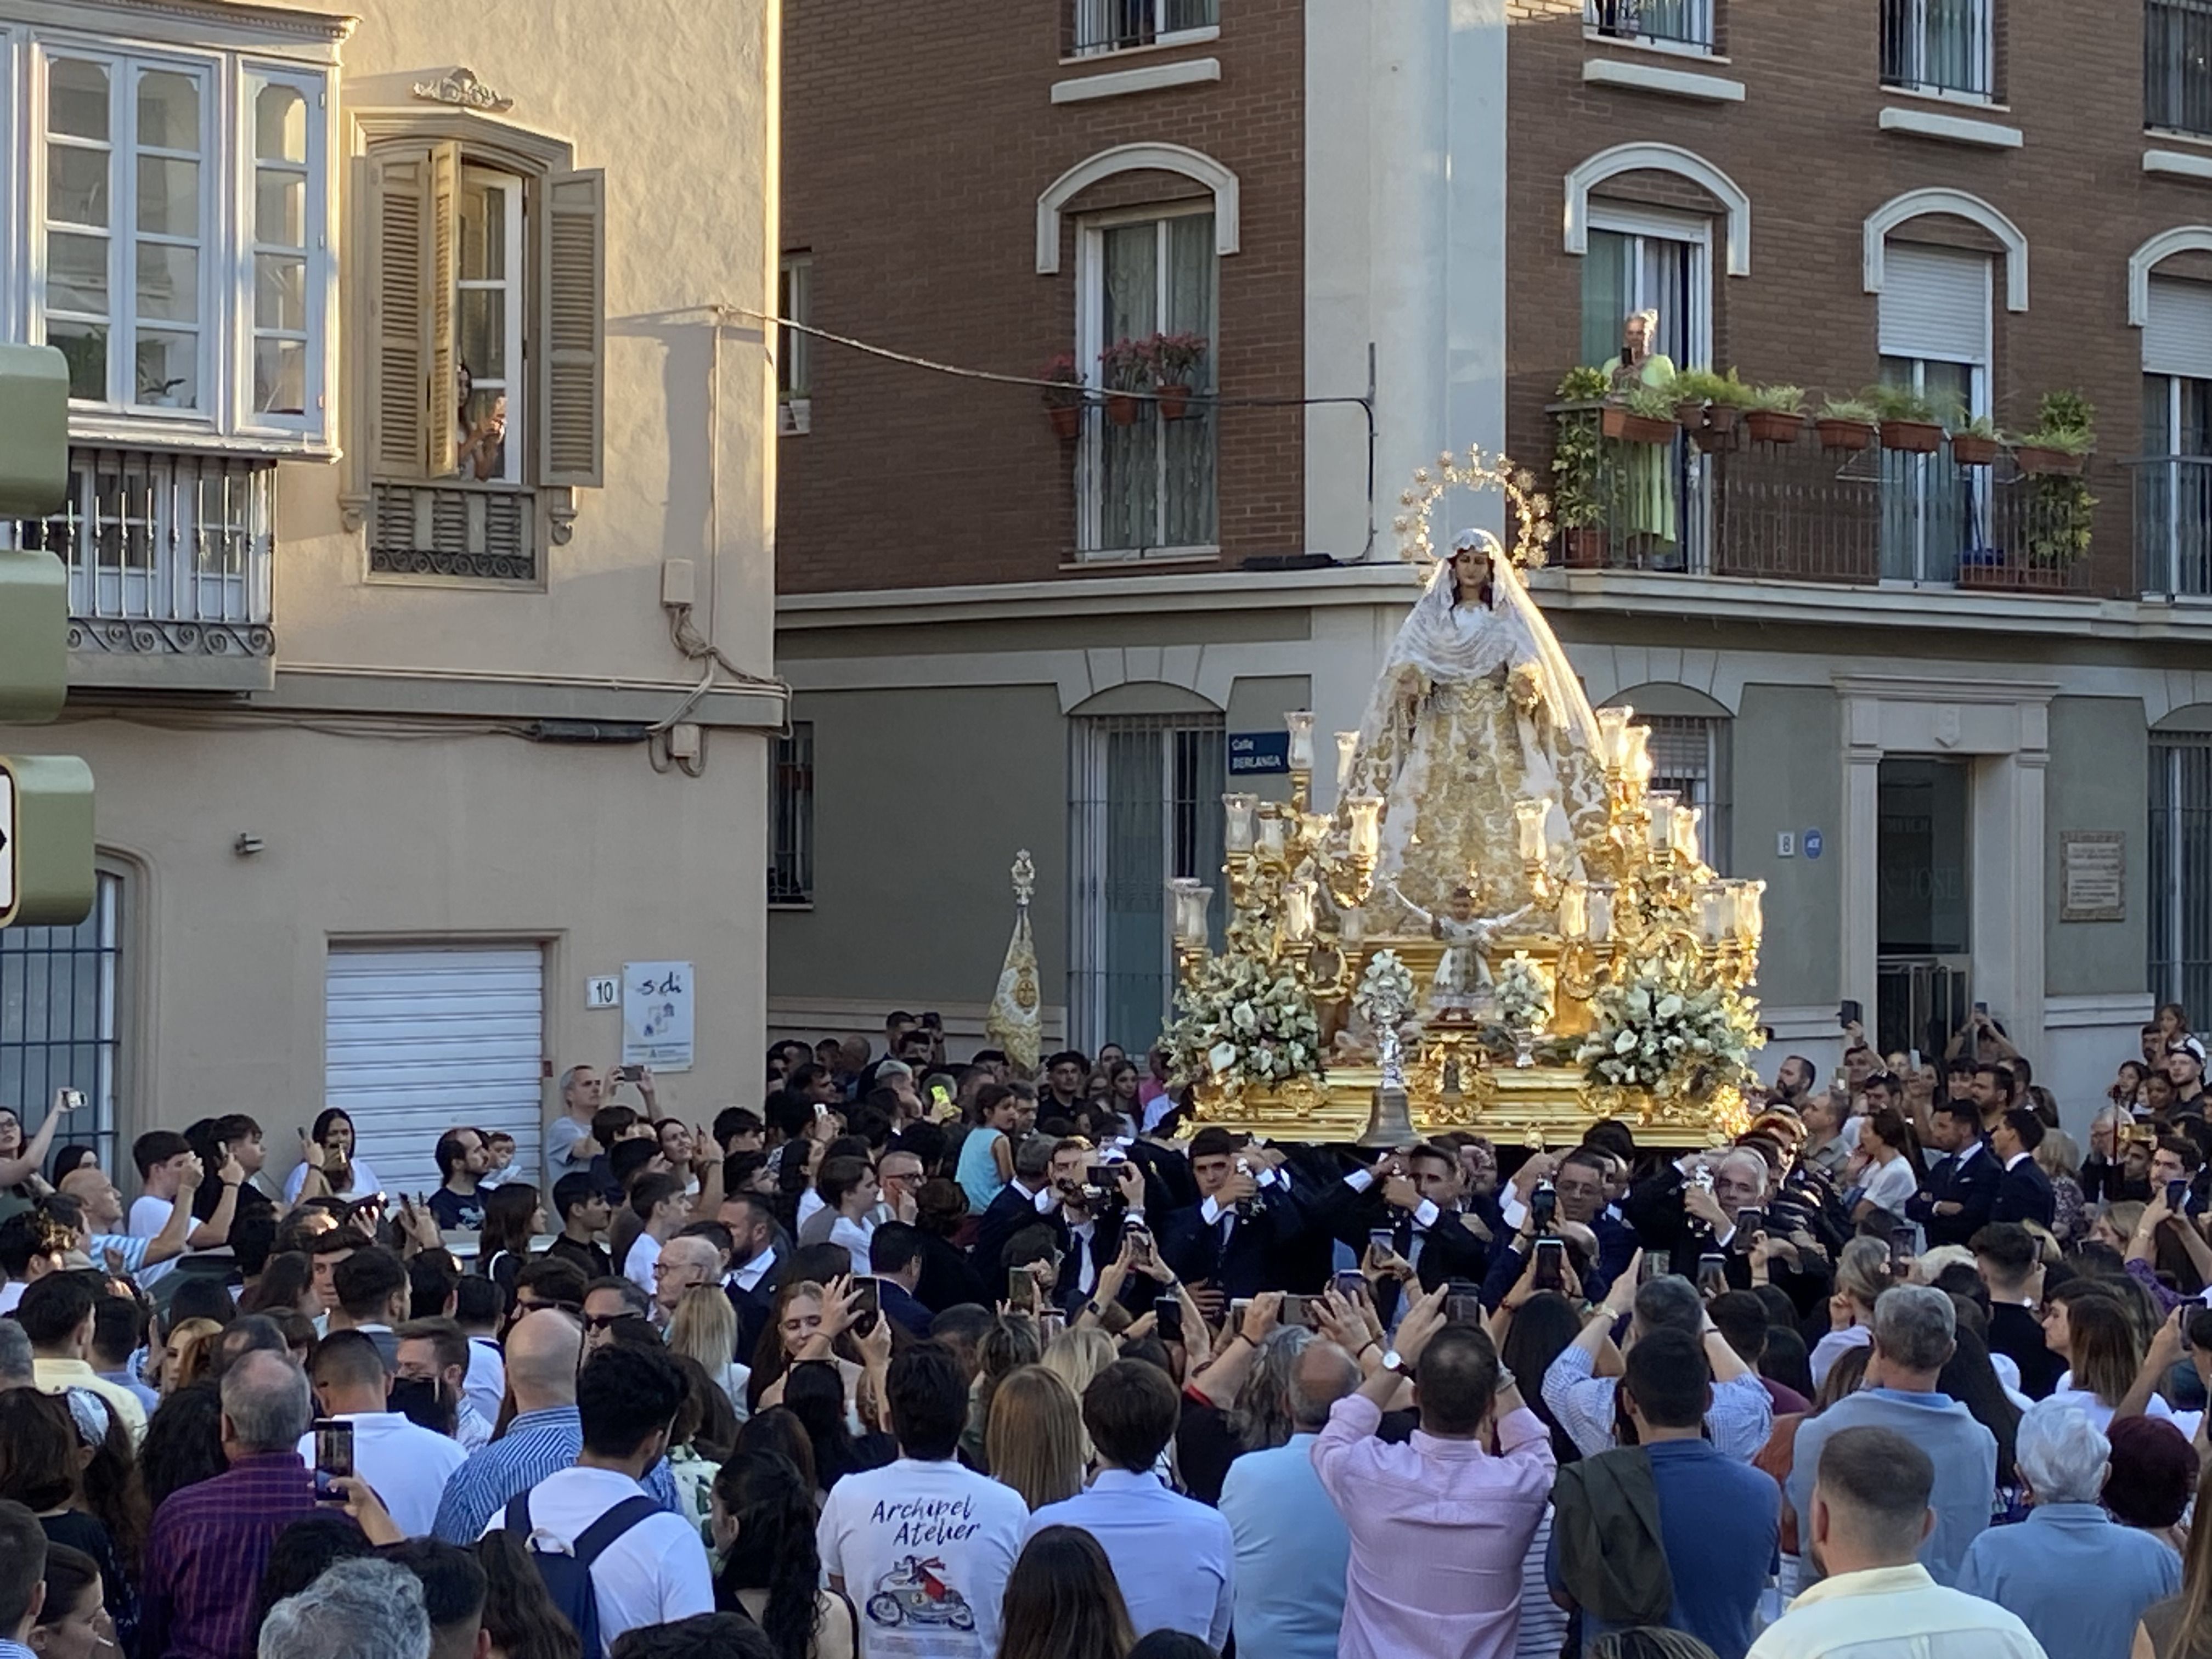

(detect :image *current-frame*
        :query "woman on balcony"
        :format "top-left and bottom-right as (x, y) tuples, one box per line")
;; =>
(1610, 308), (1678, 554)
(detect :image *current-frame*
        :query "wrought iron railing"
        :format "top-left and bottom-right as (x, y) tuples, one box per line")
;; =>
(1076, 400), (1217, 557)
(1880, 0), (1995, 98)
(1549, 407), (2098, 591)
(2148, 0), (2212, 134)
(2130, 455), (2212, 595)
(1584, 0), (1716, 52)
(370, 482), (537, 582)
(1070, 0), (1217, 57)
(3, 447), (274, 659)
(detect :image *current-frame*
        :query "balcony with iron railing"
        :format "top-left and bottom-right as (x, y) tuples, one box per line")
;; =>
(2147, 0), (2212, 135)
(1584, 0), (1716, 54)
(2, 448), (276, 691)
(1549, 404), (2103, 596)
(1068, 0), (1217, 57)
(2129, 455), (2212, 596)
(1881, 0), (1995, 99)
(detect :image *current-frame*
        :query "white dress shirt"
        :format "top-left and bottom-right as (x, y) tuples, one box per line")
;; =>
(1027, 1468), (1234, 1650)
(463, 1338), (506, 1427)
(1747, 1563), (2047, 1658)
(623, 1232), (661, 1296)
(299, 1410), (467, 1537)
(482, 1464), (713, 1647)
(827, 1212), (875, 1273)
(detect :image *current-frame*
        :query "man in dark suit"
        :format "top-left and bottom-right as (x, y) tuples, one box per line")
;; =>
(1041, 1137), (1148, 1315)
(970, 1134), (1067, 1285)
(1970, 1221), (2066, 1398)
(865, 1221), (936, 1339)
(717, 1192), (783, 1362)
(1906, 1101), (2001, 1249)
(1156, 1126), (1310, 1303)
(1990, 1107), (2056, 1228)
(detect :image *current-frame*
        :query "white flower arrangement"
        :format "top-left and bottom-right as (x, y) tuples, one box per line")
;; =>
(1576, 952), (1764, 1093)
(1353, 949), (1417, 1028)
(1164, 934), (1324, 1093)
(1494, 950), (1553, 1033)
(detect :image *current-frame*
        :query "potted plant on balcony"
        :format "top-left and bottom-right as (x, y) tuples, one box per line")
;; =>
(1041, 354), (1086, 439)
(1602, 379), (1680, 445)
(2011, 389), (2096, 477)
(1099, 337), (1153, 426)
(1948, 413), (2001, 468)
(1744, 385), (1807, 445)
(1814, 397), (1878, 453)
(1869, 383), (1945, 453)
(1551, 366), (1612, 566)
(1145, 332), (1209, 421)
(1671, 366), (1722, 433)
(1705, 369), (1754, 437)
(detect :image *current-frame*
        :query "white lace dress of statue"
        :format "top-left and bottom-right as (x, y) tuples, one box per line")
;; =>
(1339, 529), (1611, 930)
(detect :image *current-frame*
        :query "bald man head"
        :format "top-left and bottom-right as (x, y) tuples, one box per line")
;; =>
(1288, 1340), (1362, 1434)
(504, 1309), (584, 1414)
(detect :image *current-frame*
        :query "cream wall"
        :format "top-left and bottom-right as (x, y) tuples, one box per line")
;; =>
(0, 718), (770, 1133)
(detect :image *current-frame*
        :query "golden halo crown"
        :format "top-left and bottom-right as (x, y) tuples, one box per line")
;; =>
(1391, 447), (1553, 571)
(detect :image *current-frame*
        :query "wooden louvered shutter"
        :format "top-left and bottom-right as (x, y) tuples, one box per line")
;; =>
(537, 168), (606, 488)
(366, 149), (430, 479)
(425, 142), (460, 477)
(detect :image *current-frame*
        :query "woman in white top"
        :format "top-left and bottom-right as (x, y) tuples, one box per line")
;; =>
(1848, 1107), (1922, 1222)
(1810, 1236), (1894, 1390)
(2042, 1289), (2175, 1432)
(283, 1108), (382, 1205)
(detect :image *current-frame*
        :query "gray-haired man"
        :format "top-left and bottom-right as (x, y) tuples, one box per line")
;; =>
(1786, 1286), (1997, 1587)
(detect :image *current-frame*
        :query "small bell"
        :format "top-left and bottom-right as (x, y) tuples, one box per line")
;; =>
(1357, 1083), (1417, 1149)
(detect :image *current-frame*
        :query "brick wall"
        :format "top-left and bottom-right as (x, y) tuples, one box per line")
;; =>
(1507, 0), (2192, 593)
(779, 5), (1306, 595)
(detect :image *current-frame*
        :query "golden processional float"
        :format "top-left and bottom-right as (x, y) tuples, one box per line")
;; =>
(1161, 450), (1767, 1151)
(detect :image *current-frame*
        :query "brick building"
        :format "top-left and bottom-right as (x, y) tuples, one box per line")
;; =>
(774, 0), (2212, 1118)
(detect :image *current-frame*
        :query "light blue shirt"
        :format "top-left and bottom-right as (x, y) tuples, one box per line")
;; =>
(1787, 1389), (1997, 1588)
(956, 1126), (1007, 1215)
(1027, 1468), (1234, 1650)
(1955, 1502), (2181, 1659)
(1216, 1434), (1347, 1659)
(432, 1404), (681, 1543)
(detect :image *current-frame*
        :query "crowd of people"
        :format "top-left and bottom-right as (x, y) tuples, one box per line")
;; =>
(3, 1003), (2212, 1659)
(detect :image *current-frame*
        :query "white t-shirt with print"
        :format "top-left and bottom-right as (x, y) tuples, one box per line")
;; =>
(816, 1456), (1028, 1659)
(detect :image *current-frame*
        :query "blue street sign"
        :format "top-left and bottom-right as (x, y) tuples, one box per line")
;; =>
(1804, 828), (1824, 860)
(1228, 732), (1290, 775)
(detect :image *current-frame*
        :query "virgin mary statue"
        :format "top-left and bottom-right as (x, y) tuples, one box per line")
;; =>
(1340, 528), (1610, 927)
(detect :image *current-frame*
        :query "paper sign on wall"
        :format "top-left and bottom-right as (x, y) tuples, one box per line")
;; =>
(622, 960), (695, 1071)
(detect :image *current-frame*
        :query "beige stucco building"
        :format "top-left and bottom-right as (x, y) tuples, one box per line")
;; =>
(0, 0), (782, 1195)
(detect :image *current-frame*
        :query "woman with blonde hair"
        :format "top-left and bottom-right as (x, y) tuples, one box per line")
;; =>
(669, 1286), (751, 1415)
(161, 1319), (224, 1396)
(1039, 1329), (1115, 1407)
(1809, 1236), (1891, 1390)
(985, 1367), (1086, 1512)
(2035, 1128), (2086, 1244)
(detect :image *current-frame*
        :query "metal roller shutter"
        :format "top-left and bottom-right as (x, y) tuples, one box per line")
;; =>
(1878, 245), (1991, 363)
(324, 946), (545, 1202)
(2146, 278), (2212, 380)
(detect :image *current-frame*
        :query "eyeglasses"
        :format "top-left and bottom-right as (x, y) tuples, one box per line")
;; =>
(581, 1312), (637, 1332)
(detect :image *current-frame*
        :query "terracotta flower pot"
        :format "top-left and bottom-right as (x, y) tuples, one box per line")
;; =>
(1047, 404), (1082, 439)
(1105, 393), (1141, 427)
(1156, 383), (1192, 421)
(1674, 399), (1709, 431)
(1948, 433), (1999, 467)
(1705, 404), (1740, 434)
(1745, 410), (1805, 445)
(1601, 404), (1676, 445)
(2014, 444), (2086, 477)
(1815, 419), (1875, 453)
(1563, 527), (1607, 568)
(1879, 419), (1945, 454)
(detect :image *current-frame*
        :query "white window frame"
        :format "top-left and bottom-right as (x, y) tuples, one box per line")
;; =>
(1884, 0), (1995, 106)
(1069, 0), (1221, 60)
(779, 252), (811, 436)
(1877, 244), (1991, 586)
(455, 163), (524, 485)
(1075, 199), (1217, 561)
(6, 24), (337, 453)
(236, 60), (332, 438)
(1581, 0), (1718, 59)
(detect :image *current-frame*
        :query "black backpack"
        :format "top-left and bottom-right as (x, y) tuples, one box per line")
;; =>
(505, 1488), (660, 1659)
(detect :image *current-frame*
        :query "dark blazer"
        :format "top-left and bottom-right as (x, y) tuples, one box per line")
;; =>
(912, 1232), (989, 1316)
(1905, 1143), (2001, 1249)
(1157, 1195), (1298, 1300)
(1987, 1300), (2067, 1400)
(725, 1249), (783, 1363)
(971, 1182), (1066, 1286)
(1993, 1156), (2057, 1229)
(878, 1279), (934, 1340)
(1621, 1165), (1729, 1280)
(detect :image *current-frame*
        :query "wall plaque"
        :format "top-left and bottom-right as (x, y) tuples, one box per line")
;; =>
(2060, 830), (2125, 923)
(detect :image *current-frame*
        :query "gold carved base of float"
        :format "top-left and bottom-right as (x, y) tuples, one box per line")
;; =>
(1191, 1062), (1750, 1150)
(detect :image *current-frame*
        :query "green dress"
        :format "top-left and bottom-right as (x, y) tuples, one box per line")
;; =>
(1616, 352), (1678, 546)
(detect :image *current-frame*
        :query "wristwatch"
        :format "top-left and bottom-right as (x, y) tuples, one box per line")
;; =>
(1382, 1348), (1414, 1378)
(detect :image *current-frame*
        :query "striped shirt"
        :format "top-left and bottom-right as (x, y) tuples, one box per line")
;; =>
(432, 1404), (682, 1544)
(142, 1450), (319, 1659)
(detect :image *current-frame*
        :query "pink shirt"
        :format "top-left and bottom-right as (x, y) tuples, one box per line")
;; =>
(1311, 1392), (1556, 1659)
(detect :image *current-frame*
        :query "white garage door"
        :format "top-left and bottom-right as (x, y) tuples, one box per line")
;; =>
(324, 946), (545, 1203)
